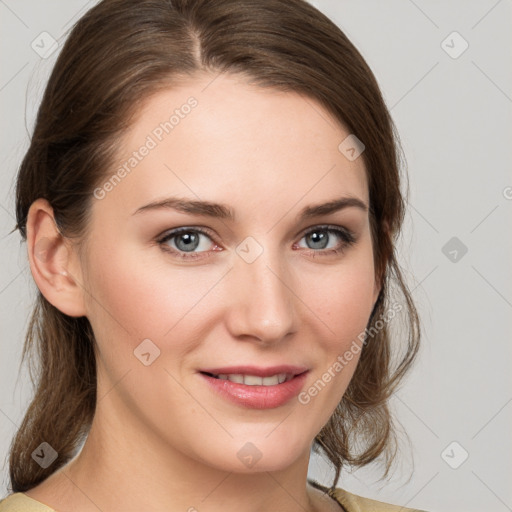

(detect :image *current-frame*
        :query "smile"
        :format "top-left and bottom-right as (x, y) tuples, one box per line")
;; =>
(198, 369), (310, 409)
(202, 372), (294, 385)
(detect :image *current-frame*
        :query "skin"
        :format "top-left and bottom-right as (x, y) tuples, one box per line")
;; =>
(25, 72), (380, 512)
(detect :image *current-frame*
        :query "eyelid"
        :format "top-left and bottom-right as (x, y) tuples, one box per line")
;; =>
(298, 223), (356, 243)
(157, 225), (218, 243)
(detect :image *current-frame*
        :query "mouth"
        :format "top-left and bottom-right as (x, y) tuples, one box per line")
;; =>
(199, 371), (298, 386)
(198, 367), (310, 409)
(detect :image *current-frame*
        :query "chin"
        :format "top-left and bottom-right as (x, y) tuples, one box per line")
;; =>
(195, 434), (311, 474)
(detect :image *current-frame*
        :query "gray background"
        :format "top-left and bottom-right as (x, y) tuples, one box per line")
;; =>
(1, 1), (511, 511)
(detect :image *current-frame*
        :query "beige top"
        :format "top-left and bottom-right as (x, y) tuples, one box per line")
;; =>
(0, 487), (427, 512)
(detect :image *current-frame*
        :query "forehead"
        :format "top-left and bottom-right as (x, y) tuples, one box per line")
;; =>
(100, 72), (369, 219)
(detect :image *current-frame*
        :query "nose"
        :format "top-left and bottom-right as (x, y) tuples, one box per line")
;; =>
(224, 248), (297, 345)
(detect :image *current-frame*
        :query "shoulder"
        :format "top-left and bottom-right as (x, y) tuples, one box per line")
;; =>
(0, 493), (56, 512)
(331, 487), (428, 512)
(308, 480), (428, 512)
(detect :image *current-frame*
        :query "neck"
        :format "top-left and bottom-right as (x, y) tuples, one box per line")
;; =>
(31, 391), (331, 512)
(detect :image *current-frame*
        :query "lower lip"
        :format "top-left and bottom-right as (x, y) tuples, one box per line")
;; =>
(199, 371), (309, 409)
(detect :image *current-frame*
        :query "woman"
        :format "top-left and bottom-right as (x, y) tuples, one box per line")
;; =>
(0, 0), (424, 510)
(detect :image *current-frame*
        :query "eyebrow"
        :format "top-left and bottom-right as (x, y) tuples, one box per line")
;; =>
(132, 196), (368, 220)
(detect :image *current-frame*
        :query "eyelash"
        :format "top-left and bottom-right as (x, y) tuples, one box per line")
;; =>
(156, 225), (356, 261)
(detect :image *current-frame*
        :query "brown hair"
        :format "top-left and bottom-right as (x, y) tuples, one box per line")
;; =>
(10, 0), (420, 494)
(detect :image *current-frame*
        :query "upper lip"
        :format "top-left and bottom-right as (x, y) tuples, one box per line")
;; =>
(199, 365), (309, 377)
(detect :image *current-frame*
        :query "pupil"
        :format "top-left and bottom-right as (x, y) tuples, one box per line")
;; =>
(176, 232), (199, 252)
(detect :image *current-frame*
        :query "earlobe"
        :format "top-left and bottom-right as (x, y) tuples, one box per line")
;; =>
(26, 198), (87, 317)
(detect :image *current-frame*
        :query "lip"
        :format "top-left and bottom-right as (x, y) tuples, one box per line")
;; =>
(198, 365), (310, 410)
(199, 365), (309, 377)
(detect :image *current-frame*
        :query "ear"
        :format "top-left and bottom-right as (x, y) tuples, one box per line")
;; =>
(26, 198), (87, 317)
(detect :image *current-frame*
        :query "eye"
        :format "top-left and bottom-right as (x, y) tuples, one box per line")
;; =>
(156, 224), (356, 261)
(157, 227), (221, 259)
(295, 225), (356, 256)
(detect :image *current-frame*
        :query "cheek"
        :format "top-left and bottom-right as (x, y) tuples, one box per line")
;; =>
(294, 247), (376, 404)
(82, 241), (225, 353)
(299, 251), (377, 342)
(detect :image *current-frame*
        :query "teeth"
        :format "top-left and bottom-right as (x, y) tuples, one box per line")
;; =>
(229, 374), (244, 384)
(244, 375), (264, 386)
(262, 375), (279, 386)
(214, 373), (290, 385)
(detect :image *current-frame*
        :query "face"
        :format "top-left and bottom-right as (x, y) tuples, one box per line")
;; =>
(77, 72), (380, 473)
